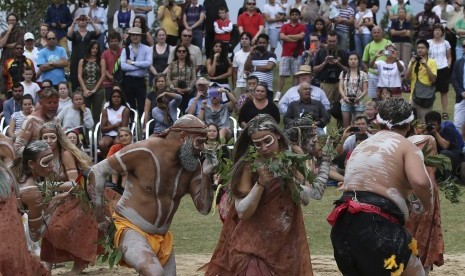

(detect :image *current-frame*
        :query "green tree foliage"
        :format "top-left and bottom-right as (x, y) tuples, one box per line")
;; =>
(0, 0), (50, 36)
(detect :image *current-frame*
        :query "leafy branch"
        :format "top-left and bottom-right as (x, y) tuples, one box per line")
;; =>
(96, 221), (123, 269)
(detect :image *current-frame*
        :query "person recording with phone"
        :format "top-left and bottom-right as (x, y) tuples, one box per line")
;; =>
(186, 77), (211, 116)
(197, 84), (236, 141)
(157, 0), (182, 46)
(336, 115), (372, 155)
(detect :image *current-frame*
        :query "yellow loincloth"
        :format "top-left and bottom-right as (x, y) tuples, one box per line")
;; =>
(113, 213), (173, 267)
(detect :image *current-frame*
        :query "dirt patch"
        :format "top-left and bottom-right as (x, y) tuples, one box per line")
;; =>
(53, 254), (465, 275)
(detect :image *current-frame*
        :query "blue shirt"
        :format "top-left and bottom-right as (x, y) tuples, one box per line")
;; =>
(462, 62), (465, 89)
(44, 4), (72, 39)
(121, 43), (152, 78)
(3, 98), (21, 125)
(37, 46), (68, 85)
(130, 0), (152, 17)
(152, 94), (182, 134)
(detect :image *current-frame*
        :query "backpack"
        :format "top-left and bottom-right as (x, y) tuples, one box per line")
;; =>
(113, 46), (130, 85)
(441, 121), (465, 149)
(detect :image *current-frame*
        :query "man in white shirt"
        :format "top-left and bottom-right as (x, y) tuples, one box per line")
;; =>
(232, 32), (253, 99)
(23, 33), (41, 82)
(263, 0), (286, 54)
(279, 65), (330, 114)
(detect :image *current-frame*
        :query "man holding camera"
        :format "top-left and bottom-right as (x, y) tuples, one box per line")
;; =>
(157, 0), (182, 46)
(369, 43), (405, 98)
(186, 77), (211, 116)
(314, 31), (349, 107)
(336, 115), (372, 154)
(424, 111), (464, 178)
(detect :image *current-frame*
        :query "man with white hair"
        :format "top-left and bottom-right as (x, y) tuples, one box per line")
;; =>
(279, 65), (330, 115)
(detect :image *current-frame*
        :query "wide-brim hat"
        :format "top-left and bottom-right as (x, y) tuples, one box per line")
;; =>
(127, 27), (143, 35)
(295, 65), (313, 76)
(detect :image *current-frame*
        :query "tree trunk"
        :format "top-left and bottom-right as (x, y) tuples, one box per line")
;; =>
(107, 0), (120, 31)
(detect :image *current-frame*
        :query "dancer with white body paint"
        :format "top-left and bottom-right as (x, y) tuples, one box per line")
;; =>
(88, 114), (216, 275)
(328, 97), (433, 276)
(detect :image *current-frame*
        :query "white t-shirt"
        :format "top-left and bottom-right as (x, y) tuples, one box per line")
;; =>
(375, 60), (405, 88)
(232, 49), (251, 88)
(264, 3), (285, 29)
(355, 10), (373, 34)
(427, 39), (451, 69)
(20, 81), (41, 103)
(432, 4), (454, 20)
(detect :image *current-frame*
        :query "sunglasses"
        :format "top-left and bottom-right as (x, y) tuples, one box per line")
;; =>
(247, 2), (256, 5)
(47, 37), (57, 40)
(177, 50), (187, 53)
(183, 34), (192, 37)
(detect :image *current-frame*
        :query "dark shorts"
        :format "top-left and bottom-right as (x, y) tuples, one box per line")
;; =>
(435, 67), (450, 93)
(330, 191), (415, 276)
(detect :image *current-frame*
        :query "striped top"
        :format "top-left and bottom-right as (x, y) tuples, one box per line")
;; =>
(250, 52), (277, 91)
(335, 6), (354, 33)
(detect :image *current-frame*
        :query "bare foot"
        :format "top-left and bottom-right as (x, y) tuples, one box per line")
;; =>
(69, 260), (88, 275)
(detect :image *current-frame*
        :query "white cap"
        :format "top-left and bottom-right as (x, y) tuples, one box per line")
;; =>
(24, 32), (34, 41)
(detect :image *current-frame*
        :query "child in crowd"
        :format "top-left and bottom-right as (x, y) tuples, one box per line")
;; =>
(8, 94), (34, 138)
(20, 66), (41, 103)
(365, 100), (377, 126)
(57, 82), (72, 114)
(214, 7), (233, 44)
(379, 87), (392, 102)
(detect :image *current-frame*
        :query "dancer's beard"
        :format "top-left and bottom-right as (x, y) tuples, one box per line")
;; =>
(178, 138), (200, 172)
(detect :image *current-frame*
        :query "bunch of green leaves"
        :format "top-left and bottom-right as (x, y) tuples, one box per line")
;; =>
(96, 221), (123, 269)
(317, 127), (340, 159)
(38, 177), (66, 205)
(422, 140), (462, 204)
(243, 146), (316, 203)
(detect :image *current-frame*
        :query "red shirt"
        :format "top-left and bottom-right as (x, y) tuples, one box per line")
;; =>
(238, 11), (264, 38)
(280, 23), (306, 57)
(101, 47), (122, 88)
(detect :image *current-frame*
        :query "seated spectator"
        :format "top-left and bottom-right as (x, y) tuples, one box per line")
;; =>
(186, 77), (210, 116)
(236, 75), (259, 113)
(98, 86), (130, 156)
(379, 87), (393, 101)
(389, 7), (412, 69)
(284, 82), (330, 135)
(370, 44), (404, 99)
(279, 65), (330, 115)
(8, 94), (33, 138)
(336, 115), (372, 154)
(107, 127), (133, 187)
(66, 129), (85, 152)
(144, 74), (168, 130)
(365, 100), (378, 126)
(57, 81), (72, 113)
(339, 52), (369, 128)
(20, 66), (41, 104)
(206, 41), (232, 89)
(198, 85), (236, 141)
(424, 111), (464, 179)
(238, 83), (280, 128)
(57, 91), (94, 132)
(3, 83), (23, 125)
(152, 91), (182, 134)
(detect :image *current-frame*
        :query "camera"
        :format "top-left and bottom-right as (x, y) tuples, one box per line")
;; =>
(383, 50), (391, 56)
(350, 126), (360, 132)
(348, 96), (356, 103)
(425, 123), (435, 132)
(415, 56), (422, 62)
(208, 87), (219, 98)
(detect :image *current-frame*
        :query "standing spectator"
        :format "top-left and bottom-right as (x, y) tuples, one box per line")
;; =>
(367, 0), (380, 25)
(238, 83), (280, 127)
(284, 81), (330, 134)
(362, 26), (391, 100)
(78, 40), (106, 124)
(149, 28), (172, 86)
(312, 18), (328, 47)
(167, 29), (203, 71)
(455, 9), (465, 66)
(214, 7), (233, 44)
(340, 52), (369, 127)
(369, 44), (405, 98)
(3, 83), (23, 125)
(36, 24), (50, 51)
(126, 16), (154, 47)
(232, 32), (252, 99)
(129, 0), (153, 19)
(44, 0), (72, 52)
(264, 0), (286, 54)
(84, 0), (107, 50)
(0, 13), (25, 63)
(333, 0), (354, 51)
(204, 0), (228, 58)
(23, 33), (41, 82)
(279, 65), (331, 114)
(405, 39), (437, 123)
(390, 7), (412, 68)
(67, 14), (101, 91)
(451, 42), (465, 131)
(113, 0), (135, 36)
(277, 8), (306, 101)
(3, 43), (35, 92)
(428, 24), (452, 119)
(37, 31), (69, 86)
(314, 31), (349, 106)
(198, 86), (236, 140)
(388, 0), (412, 21)
(244, 33), (277, 98)
(354, 0), (374, 62)
(206, 41), (232, 89)
(8, 94), (33, 138)
(121, 27), (152, 116)
(101, 31), (122, 100)
(157, 0), (182, 46)
(414, 0), (441, 41)
(183, 0), (206, 49)
(238, 0), (265, 45)
(57, 91), (94, 132)
(447, 1), (463, 67)
(432, 0), (454, 20)
(166, 44), (196, 113)
(57, 81), (72, 113)
(21, 66), (41, 104)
